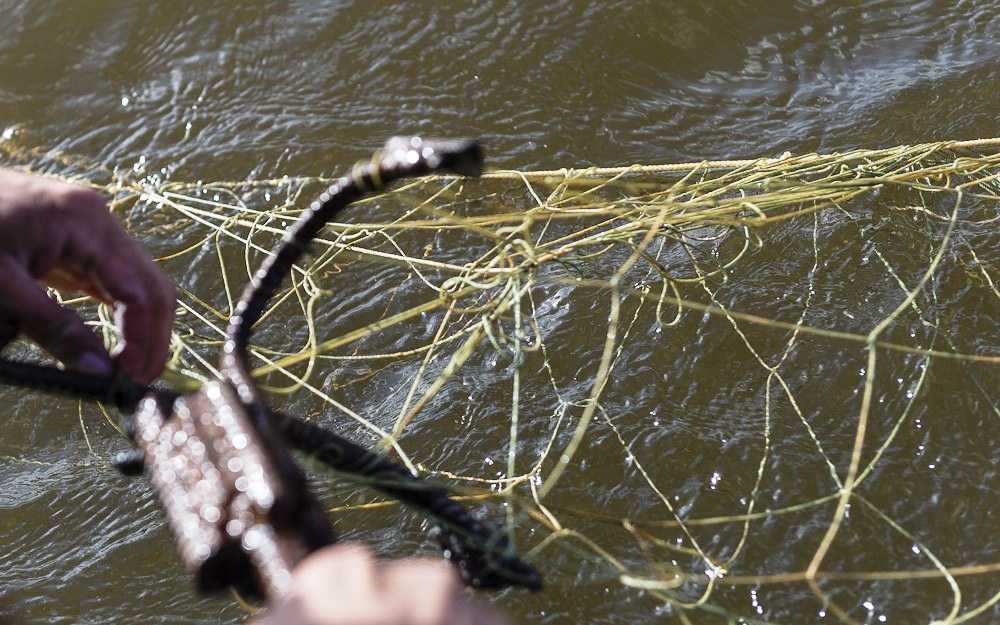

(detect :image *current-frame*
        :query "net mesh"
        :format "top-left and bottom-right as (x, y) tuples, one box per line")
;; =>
(2, 136), (998, 624)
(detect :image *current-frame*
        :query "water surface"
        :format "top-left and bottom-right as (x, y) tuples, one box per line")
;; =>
(0, 1), (997, 624)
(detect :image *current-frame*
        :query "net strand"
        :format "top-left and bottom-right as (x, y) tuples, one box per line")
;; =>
(2, 136), (998, 624)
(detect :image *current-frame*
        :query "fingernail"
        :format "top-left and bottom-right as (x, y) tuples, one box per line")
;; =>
(72, 351), (114, 376)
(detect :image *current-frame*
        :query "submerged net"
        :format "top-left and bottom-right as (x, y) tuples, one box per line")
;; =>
(1, 136), (998, 624)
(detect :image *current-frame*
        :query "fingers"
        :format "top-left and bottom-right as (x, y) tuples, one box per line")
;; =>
(381, 558), (463, 625)
(0, 258), (113, 375)
(85, 237), (175, 384)
(43, 183), (174, 384)
(294, 545), (382, 624)
(284, 544), (513, 625)
(381, 558), (511, 625)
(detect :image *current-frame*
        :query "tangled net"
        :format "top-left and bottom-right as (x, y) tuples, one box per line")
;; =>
(2, 136), (998, 624)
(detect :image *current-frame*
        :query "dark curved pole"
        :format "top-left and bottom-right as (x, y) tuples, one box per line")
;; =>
(219, 136), (538, 590)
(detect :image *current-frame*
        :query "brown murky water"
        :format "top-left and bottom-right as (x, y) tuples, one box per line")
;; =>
(0, 1), (998, 624)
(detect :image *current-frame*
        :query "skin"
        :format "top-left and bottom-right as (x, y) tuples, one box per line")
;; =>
(0, 168), (175, 384)
(255, 545), (512, 625)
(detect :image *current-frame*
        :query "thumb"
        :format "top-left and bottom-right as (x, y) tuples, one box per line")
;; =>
(0, 262), (113, 375)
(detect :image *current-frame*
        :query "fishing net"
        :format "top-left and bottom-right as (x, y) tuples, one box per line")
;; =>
(1, 136), (998, 624)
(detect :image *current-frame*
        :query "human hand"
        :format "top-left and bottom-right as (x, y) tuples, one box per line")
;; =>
(252, 544), (513, 625)
(0, 168), (175, 384)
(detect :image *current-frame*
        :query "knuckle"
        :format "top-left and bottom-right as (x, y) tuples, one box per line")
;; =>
(56, 184), (106, 214)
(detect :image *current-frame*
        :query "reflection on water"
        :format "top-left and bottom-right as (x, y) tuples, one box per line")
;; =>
(0, 1), (998, 623)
